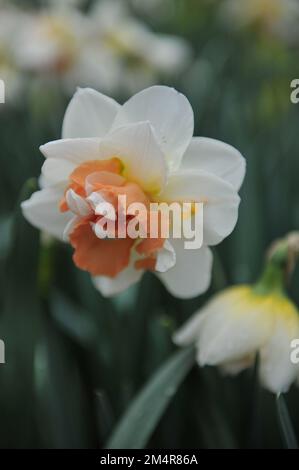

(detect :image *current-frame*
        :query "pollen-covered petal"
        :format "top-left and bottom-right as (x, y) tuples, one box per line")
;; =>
(112, 86), (194, 170)
(259, 300), (299, 393)
(21, 187), (73, 240)
(195, 287), (274, 366)
(159, 169), (240, 246)
(158, 241), (213, 299)
(70, 221), (134, 277)
(40, 138), (102, 165)
(62, 87), (121, 139)
(181, 137), (246, 191)
(100, 122), (167, 194)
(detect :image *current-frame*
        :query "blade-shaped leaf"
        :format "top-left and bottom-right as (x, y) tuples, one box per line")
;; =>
(276, 394), (298, 450)
(0, 179), (41, 448)
(106, 346), (195, 449)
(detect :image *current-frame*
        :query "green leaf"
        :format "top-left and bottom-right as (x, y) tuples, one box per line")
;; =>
(34, 313), (98, 449)
(106, 346), (195, 449)
(50, 289), (98, 348)
(0, 178), (42, 448)
(276, 394), (298, 449)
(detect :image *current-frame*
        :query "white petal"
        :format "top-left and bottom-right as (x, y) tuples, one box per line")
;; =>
(86, 191), (106, 209)
(259, 305), (299, 393)
(62, 87), (120, 139)
(92, 263), (143, 297)
(21, 187), (73, 241)
(155, 240), (176, 273)
(40, 138), (101, 164)
(101, 122), (167, 194)
(173, 310), (207, 346)
(63, 215), (81, 241)
(220, 355), (255, 375)
(112, 86), (194, 170)
(41, 158), (75, 186)
(195, 287), (274, 366)
(181, 137), (246, 190)
(158, 241), (213, 299)
(65, 189), (92, 216)
(87, 192), (117, 220)
(160, 169), (240, 246)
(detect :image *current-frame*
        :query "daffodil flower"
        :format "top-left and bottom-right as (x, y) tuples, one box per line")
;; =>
(0, 7), (26, 104)
(9, 0), (191, 96)
(90, 0), (191, 94)
(13, 8), (95, 92)
(22, 86), (245, 298)
(174, 234), (299, 393)
(221, 0), (299, 44)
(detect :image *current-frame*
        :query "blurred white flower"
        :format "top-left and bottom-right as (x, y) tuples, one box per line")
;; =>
(13, 7), (102, 95)
(46, 0), (85, 8)
(89, 0), (192, 94)
(221, 0), (299, 44)
(174, 235), (299, 393)
(0, 8), (26, 104)
(22, 85), (245, 298)
(130, 0), (173, 21)
(8, 0), (191, 96)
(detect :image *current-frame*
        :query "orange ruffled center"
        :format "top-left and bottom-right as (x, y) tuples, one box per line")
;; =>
(60, 158), (166, 278)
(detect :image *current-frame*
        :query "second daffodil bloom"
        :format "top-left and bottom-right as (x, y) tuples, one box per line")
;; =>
(22, 86), (245, 298)
(221, 0), (299, 44)
(13, 5), (104, 94)
(174, 234), (299, 393)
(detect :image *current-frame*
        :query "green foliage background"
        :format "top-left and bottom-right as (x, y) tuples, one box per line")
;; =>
(0, 0), (299, 449)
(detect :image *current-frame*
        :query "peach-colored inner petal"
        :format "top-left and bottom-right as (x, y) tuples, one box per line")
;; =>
(70, 158), (122, 189)
(60, 157), (168, 278)
(70, 219), (134, 278)
(135, 257), (156, 271)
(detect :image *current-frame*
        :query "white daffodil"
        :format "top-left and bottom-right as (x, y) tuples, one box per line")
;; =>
(22, 85), (245, 298)
(221, 0), (299, 44)
(0, 7), (26, 104)
(174, 235), (299, 393)
(89, 0), (192, 94)
(13, 7), (104, 94)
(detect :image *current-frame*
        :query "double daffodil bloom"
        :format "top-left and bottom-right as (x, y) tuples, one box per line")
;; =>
(22, 86), (245, 298)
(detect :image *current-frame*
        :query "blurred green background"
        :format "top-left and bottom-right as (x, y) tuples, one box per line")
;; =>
(0, 0), (299, 449)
